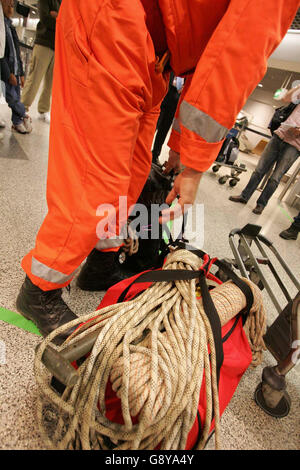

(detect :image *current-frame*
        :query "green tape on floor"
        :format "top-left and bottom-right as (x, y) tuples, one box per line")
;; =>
(0, 307), (41, 336)
(278, 204), (295, 223)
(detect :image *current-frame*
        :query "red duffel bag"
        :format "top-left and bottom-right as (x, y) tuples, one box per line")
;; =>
(96, 252), (253, 450)
(38, 248), (260, 451)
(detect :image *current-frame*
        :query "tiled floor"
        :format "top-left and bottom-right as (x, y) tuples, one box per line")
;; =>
(0, 100), (299, 450)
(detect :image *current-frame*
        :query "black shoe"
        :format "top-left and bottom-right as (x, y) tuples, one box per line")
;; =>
(16, 276), (78, 345)
(229, 195), (247, 204)
(279, 225), (299, 240)
(76, 249), (134, 291)
(252, 204), (264, 215)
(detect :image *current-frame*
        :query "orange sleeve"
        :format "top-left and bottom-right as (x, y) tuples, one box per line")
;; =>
(168, 0), (300, 172)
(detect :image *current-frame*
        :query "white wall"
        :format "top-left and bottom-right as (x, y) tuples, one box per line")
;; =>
(268, 32), (300, 73)
(242, 91), (273, 148)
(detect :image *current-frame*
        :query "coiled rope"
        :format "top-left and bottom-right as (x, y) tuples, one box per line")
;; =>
(34, 249), (266, 451)
(121, 223), (139, 256)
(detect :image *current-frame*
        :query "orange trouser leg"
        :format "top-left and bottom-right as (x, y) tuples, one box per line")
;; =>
(94, 109), (160, 251)
(21, 0), (166, 291)
(22, 108), (160, 291)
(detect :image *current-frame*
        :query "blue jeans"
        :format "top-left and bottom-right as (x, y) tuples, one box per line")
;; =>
(4, 79), (26, 126)
(241, 134), (299, 207)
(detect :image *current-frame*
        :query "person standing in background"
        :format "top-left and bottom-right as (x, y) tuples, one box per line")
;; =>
(0, 0), (5, 139)
(229, 85), (300, 214)
(21, 0), (61, 123)
(0, 0), (32, 134)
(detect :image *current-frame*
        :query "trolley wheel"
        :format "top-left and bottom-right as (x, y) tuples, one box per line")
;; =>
(229, 179), (238, 187)
(218, 176), (228, 185)
(254, 382), (291, 418)
(212, 165), (220, 172)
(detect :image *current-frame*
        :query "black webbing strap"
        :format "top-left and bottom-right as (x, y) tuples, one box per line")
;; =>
(176, 243), (254, 319)
(213, 258), (254, 321)
(198, 271), (224, 384)
(117, 269), (204, 303)
(118, 254), (254, 320)
(116, 247), (254, 387)
(117, 267), (224, 385)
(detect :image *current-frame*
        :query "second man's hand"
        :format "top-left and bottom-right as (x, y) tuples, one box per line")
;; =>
(159, 166), (203, 224)
(163, 149), (184, 175)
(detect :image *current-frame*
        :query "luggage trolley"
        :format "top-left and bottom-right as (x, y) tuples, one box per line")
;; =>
(216, 223), (300, 418)
(212, 123), (248, 187)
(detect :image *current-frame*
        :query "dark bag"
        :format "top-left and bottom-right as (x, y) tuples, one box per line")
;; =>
(16, 2), (30, 17)
(268, 103), (297, 135)
(216, 136), (239, 165)
(117, 162), (175, 274)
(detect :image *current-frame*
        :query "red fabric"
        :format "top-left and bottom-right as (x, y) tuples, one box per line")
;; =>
(96, 268), (252, 449)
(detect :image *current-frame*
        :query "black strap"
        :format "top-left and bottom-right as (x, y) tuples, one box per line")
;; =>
(118, 267), (224, 380)
(118, 253), (254, 320)
(198, 271), (224, 385)
(213, 258), (254, 321)
(180, 242), (254, 317)
(117, 269), (205, 303)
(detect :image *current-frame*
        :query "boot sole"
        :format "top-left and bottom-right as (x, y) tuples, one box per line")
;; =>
(16, 289), (78, 346)
(279, 234), (298, 240)
(16, 299), (73, 345)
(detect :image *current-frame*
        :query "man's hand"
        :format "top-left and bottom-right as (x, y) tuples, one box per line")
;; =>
(20, 76), (25, 88)
(8, 74), (18, 86)
(159, 166), (203, 223)
(287, 127), (300, 138)
(50, 11), (58, 18)
(163, 149), (184, 175)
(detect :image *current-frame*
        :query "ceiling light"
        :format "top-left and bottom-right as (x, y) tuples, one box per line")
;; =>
(258, 84), (263, 88)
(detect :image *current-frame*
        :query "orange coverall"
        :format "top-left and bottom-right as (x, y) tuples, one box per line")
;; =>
(22, 0), (300, 291)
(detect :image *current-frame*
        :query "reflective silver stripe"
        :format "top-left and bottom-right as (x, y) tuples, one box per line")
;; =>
(180, 101), (229, 143)
(31, 257), (75, 284)
(95, 238), (124, 250)
(172, 117), (181, 134)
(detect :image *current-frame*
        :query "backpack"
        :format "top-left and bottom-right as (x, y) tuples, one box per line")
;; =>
(268, 103), (297, 135)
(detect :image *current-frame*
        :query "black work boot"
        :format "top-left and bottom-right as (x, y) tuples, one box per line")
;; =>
(279, 224), (299, 240)
(16, 276), (78, 345)
(76, 249), (133, 291)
